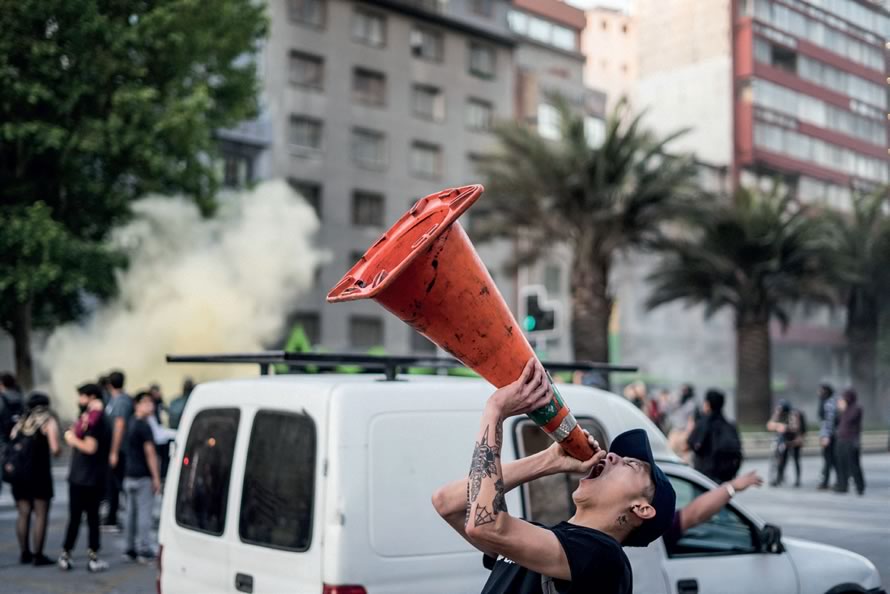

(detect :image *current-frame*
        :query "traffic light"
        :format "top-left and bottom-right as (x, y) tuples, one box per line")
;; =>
(523, 293), (556, 333)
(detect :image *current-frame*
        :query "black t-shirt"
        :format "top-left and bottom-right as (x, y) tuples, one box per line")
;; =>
(124, 418), (154, 478)
(69, 416), (111, 487)
(480, 521), (632, 594)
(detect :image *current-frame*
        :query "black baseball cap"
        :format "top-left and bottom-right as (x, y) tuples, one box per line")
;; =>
(609, 428), (677, 547)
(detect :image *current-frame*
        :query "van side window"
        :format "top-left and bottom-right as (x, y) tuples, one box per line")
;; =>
(514, 417), (608, 526)
(175, 408), (240, 536)
(239, 410), (316, 551)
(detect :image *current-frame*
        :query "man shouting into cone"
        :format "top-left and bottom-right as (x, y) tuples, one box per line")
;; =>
(433, 358), (676, 594)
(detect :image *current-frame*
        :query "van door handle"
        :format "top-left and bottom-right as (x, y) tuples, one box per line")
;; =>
(677, 579), (698, 594)
(235, 572), (254, 593)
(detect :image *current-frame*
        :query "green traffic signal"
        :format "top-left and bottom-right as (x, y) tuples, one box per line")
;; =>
(524, 315), (536, 331)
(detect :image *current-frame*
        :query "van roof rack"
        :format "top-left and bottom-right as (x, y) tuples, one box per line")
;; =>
(165, 351), (638, 381)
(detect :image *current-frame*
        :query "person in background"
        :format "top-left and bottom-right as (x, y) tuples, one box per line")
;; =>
(167, 378), (194, 431)
(687, 390), (743, 484)
(662, 471), (764, 549)
(817, 383), (838, 490)
(103, 370), (132, 532)
(58, 384), (110, 572)
(623, 381), (646, 410)
(146, 383), (173, 480)
(8, 392), (61, 566)
(766, 400), (805, 487)
(97, 375), (112, 406)
(834, 389), (865, 495)
(646, 389), (668, 433)
(667, 385), (697, 462)
(123, 391), (162, 562)
(0, 372), (25, 494)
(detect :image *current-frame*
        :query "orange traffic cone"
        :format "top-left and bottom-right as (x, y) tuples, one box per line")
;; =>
(328, 185), (593, 460)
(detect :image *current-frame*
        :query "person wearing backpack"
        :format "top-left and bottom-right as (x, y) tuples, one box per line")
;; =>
(0, 372), (25, 494)
(4, 392), (62, 566)
(687, 390), (743, 483)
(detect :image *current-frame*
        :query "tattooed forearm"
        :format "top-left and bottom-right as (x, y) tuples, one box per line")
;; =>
(492, 477), (507, 514)
(468, 425), (500, 504)
(464, 482), (471, 527)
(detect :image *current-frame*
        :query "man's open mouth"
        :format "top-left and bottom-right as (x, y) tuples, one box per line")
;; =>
(586, 460), (606, 480)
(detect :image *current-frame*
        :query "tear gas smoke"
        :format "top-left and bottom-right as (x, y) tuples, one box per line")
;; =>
(40, 180), (326, 418)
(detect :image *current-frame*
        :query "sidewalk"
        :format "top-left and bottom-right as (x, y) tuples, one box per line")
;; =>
(741, 429), (889, 458)
(0, 465), (157, 594)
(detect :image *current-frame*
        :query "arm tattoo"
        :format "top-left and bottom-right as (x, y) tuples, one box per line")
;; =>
(464, 481), (471, 527)
(492, 477), (507, 514)
(468, 426), (500, 504)
(474, 505), (496, 526)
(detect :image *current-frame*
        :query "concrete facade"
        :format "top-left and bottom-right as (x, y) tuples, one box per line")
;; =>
(581, 6), (637, 112)
(242, 0), (518, 354)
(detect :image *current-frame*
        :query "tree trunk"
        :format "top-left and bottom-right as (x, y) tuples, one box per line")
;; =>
(11, 298), (34, 391)
(846, 292), (878, 417)
(570, 245), (612, 370)
(735, 314), (771, 426)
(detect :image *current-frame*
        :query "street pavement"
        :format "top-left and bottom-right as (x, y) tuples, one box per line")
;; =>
(0, 464), (156, 594)
(0, 454), (887, 593)
(736, 452), (890, 587)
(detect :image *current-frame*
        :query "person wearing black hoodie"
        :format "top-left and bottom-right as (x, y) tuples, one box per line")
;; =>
(687, 390), (743, 483)
(834, 389), (865, 495)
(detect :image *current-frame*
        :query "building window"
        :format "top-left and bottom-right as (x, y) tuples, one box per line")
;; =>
(352, 191), (385, 227)
(352, 8), (386, 47)
(289, 116), (323, 151)
(410, 141), (442, 178)
(353, 68), (386, 106)
(584, 116), (605, 149)
(287, 311), (321, 346)
(350, 316), (384, 350)
(466, 98), (493, 131)
(468, 42), (495, 79)
(411, 27), (443, 62)
(470, 0), (493, 17)
(351, 128), (386, 169)
(287, 179), (322, 219)
(412, 84), (445, 121)
(220, 153), (252, 189)
(537, 103), (561, 140)
(289, 51), (324, 89)
(288, 0), (325, 28)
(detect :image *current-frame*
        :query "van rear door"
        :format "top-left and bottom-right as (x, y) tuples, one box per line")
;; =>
(227, 381), (327, 594)
(160, 400), (242, 594)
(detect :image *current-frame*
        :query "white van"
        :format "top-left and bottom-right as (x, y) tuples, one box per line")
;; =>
(158, 370), (884, 594)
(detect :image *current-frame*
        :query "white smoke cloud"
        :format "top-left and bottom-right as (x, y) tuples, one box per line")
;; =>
(40, 180), (327, 418)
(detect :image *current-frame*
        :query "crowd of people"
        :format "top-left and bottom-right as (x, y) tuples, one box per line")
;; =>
(0, 371), (194, 572)
(614, 379), (867, 494)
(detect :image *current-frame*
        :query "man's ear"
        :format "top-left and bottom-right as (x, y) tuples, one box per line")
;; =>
(631, 501), (656, 521)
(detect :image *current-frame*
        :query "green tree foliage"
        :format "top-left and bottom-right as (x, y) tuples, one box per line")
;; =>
(0, 0), (267, 386)
(828, 190), (890, 413)
(476, 97), (700, 367)
(646, 187), (837, 424)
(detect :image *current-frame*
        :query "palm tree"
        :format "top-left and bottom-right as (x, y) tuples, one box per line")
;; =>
(475, 98), (701, 366)
(646, 187), (837, 424)
(831, 191), (890, 413)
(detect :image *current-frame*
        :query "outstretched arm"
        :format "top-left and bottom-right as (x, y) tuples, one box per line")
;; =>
(679, 471), (763, 532)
